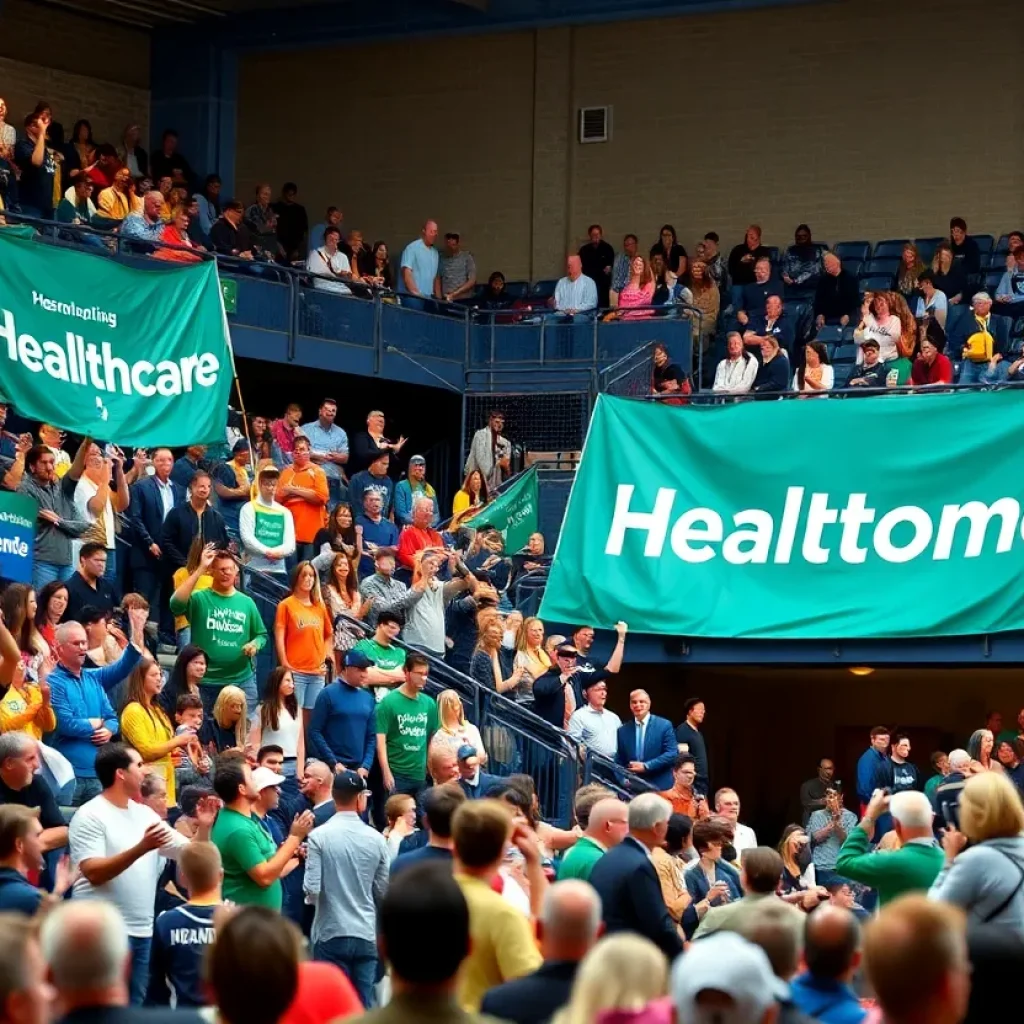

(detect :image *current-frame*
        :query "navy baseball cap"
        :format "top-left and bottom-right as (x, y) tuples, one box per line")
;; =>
(456, 744), (478, 761)
(343, 650), (373, 669)
(332, 770), (366, 798)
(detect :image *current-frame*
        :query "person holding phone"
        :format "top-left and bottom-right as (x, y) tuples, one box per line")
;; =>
(682, 819), (742, 939)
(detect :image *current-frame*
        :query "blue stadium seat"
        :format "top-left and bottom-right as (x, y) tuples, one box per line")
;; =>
(765, 246), (780, 263)
(916, 237), (944, 264)
(987, 251), (1009, 270)
(833, 362), (856, 389)
(873, 239), (909, 259)
(503, 280), (530, 299)
(833, 344), (859, 364)
(858, 275), (895, 293)
(841, 326), (857, 343)
(834, 241), (870, 263)
(531, 279), (558, 301)
(864, 258), (899, 276)
(985, 270), (1005, 293)
(815, 325), (843, 345)
(996, 234), (1013, 254)
(974, 234), (995, 256)
(843, 259), (863, 279)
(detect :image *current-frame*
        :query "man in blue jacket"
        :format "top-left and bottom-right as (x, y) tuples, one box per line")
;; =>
(456, 745), (501, 800)
(127, 448), (185, 646)
(789, 904), (867, 1024)
(307, 650), (376, 776)
(615, 690), (677, 792)
(48, 606), (148, 805)
(856, 726), (893, 838)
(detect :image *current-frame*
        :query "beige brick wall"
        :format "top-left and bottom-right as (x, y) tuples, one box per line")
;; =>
(234, 0), (1023, 281)
(0, 0), (149, 149)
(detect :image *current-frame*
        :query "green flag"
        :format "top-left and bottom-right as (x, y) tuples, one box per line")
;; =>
(465, 465), (539, 552)
(0, 229), (233, 446)
(541, 392), (1024, 639)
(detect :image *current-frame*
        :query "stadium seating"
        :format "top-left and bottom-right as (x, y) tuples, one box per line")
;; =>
(834, 241), (871, 262)
(873, 239), (909, 259)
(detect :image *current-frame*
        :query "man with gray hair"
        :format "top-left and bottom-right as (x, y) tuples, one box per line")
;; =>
(957, 290), (1011, 384)
(41, 901), (201, 1024)
(836, 788), (943, 906)
(481, 879), (602, 1024)
(933, 748), (971, 831)
(0, 732), (68, 855)
(588, 793), (683, 959)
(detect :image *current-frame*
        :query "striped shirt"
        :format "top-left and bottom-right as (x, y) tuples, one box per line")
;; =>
(554, 274), (598, 313)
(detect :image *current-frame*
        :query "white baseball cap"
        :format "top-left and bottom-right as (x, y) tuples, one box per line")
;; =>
(251, 766), (286, 791)
(671, 932), (785, 1023)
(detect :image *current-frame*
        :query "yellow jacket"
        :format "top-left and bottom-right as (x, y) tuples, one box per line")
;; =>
(0, 684), (57, 740)
(120, 702), (177, 804)
(96, 187), (140, 221)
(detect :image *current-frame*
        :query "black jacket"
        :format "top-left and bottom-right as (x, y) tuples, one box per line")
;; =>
(588, 835), (683, 960)
(209, 217), (254, 257)
(480, 959), (579, 1024)
(160, 502), (228, 571)
(814, 270), (860, 322)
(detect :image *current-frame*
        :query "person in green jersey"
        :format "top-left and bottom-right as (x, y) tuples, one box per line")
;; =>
(210, 754), (314, 910)
(353, 609), (407, 701)
(170, 545), (267, 714)
(375, 651), (439, 806)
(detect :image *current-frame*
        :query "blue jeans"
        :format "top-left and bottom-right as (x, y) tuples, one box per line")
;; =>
(103, 547), (118, 582)
(176, 627), (191, 650)
(313, 936), (377, 1009)
(127, 935), (151, 1005)
(958, 359), (988, 385)
(292, 671), (326, 711)
(33, 561), (74, 591)
(327, 477), (348, 509)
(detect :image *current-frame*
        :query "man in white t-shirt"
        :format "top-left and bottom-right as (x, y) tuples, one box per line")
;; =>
(69, 743), (216, 1005)
(714, 787), (758, 855)
(306, 225), (352, 295)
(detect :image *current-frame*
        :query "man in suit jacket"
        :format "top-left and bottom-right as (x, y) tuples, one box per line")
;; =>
(615, 690), (678, 792)
(44, 899), (204, 1023)
(588, 793), (683, 960)
(126, 448), (184, 646)
(481, 879), (602, 1024)
(456, 745), (502, 801)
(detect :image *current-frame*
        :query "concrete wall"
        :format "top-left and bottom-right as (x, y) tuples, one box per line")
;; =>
(236, 0), (1024, 281)
(0, 0), (149, 148)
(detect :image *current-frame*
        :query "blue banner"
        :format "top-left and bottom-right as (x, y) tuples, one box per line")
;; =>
(0, 492), (37, 583)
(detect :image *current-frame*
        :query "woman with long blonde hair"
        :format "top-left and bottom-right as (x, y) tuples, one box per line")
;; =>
(514, 617), (550, 698)
(200, 685), (249, 755)
(428, 689), (487, 765)
(553, 934), (670, 1024)
(120, 656), (193, 805)
(886, 290), (919, 358)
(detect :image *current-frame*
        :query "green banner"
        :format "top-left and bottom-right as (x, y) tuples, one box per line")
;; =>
(0, 230), (233, 446)
(541, 392), (1024, 639)
(465, 465), (539, 553)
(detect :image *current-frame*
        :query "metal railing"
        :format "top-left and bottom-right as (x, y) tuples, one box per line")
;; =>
(1, 213), (693, 385)
(238, 557), (646, 826)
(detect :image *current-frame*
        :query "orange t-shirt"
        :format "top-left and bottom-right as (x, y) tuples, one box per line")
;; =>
(278, 464), (329, 542)
(275, 595), (333, 674)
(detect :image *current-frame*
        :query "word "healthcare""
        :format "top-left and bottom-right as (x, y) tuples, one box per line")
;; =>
(0, 309), (220, 398)
(606, 485), (1024, 565)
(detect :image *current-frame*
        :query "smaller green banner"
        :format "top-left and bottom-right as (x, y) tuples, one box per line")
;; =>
(465, 466), (539, 553)
(221, 278), (238, 315)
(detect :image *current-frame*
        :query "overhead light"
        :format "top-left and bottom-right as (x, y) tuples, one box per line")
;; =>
(849, 666), (875, 677)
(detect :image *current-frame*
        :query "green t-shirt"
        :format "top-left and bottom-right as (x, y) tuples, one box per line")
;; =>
(556, 836), (605, 881)
(375, 688), (438, 780)
(354, 637), (406, 673)
(884, 357), (912, 387)
(168, 587), (267, 686)
(210, 806), (282, 909)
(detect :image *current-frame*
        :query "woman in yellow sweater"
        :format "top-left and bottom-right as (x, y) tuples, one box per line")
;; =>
(451, 470), (489, 525)
(120, 657), (194, 806)
(0, 657), (57, 739)
(173, 538), (214, 649)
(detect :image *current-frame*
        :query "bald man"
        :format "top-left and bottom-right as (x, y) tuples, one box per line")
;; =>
(301, 762), (336, 827)
(558, 797), (629, 882)
(481, 880), (602, 1024)
(790, 905), (866, 1023)
(399, 220), (439, 302)
(552, 254), (598, 319)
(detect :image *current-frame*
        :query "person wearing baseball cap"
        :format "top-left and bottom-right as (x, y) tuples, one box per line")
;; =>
(848, 336), (886, 390)
(212, 438), (252, 536)
(394, 454), (438, 528)
(307, 648), (376, 782)
(304, 769), (390, 1009)
(671, 931), (784, 1023)
(250, 765), (287, 844)
(239, 460), (296, 576)
(455, 744), (502, 801)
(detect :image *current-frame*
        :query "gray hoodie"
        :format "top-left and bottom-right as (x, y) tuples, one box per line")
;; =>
(929, 834), (1024, 929)
(18, 473), (90, 565)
